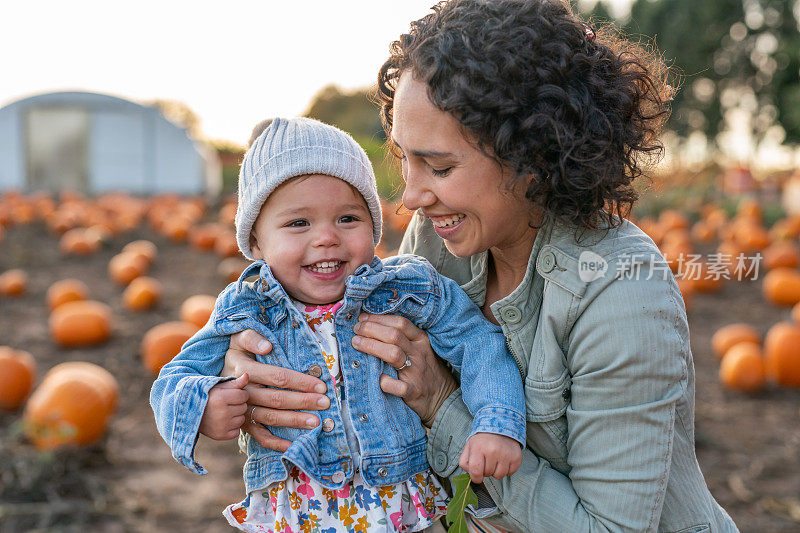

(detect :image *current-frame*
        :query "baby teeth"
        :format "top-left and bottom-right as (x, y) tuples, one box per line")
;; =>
(432, 214), (465, 228)
(308, 261), (342, 273)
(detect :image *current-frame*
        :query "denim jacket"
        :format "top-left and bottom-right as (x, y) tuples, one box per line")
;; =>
(150, 254), (525, 494)
(400, 214), (738, 533)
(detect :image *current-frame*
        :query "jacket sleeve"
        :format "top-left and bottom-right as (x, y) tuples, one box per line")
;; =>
(424, 272), (526, 446)
(426, 256), (689, 532)
(149, 303), (235, 475)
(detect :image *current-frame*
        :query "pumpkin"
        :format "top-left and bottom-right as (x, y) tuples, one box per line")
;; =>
(219, 202), (237, 226)
(658, 209), (690, 232)
(23, 361), (118, 449)
(737, 198), (762, 222)
(108, 251), (149, 285)
(711, 323), (761, 359)
(180, 294), (217, 328)
(218, 257), (250, 283)
(719, 342), (766, 393)
(214, 231), (240, 258)
(792, 301), (800, 325)
(122, 240), (157, 265)
(188, 223), (220, 251)
(690, 220), (715, 244)
(0, 346), (36, 410)
(59, 228), (99, 255)
(161, 217), (191, 243)
(50, 300), (112, 347)
(763, 322), (800, 387)
(122, 276), (163, 311)
(762, 241), (800, 270)
(141, 321), (199, 373)
(690, 264), (724, 293)
(762, 267), (800, 306)
(675, 277), (695, 312)
(47, 278), (89, 311)
(0, 269), (27, 296)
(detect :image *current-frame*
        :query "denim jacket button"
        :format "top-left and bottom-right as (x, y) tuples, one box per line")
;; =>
(377, 466), (388, 477)
(358, 413), (369, 423)
(500, 306), (522, 324)
(331, 470), (345, 484)
(351, 360), (361, 369)
(307, 364), (323, 378)
(540, 250), (557, 273)
(562, 388), (571, 401)
(433, 452), (447, 470)
(322, 418), (335, 432)
(346, 312), (354, 320)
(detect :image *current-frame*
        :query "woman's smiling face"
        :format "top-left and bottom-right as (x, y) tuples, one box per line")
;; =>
(391, 74), (537, 259)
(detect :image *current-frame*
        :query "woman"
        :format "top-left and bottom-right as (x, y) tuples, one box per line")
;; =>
(215, 1), (738, 530)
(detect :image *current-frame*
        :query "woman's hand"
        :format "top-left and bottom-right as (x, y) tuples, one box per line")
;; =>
(219, 329), (331, 452)
(351, 313), (458, 426)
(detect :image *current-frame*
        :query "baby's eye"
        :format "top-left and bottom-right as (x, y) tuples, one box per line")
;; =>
(286, 219), (308, 227)
(339, 215), (360, 224)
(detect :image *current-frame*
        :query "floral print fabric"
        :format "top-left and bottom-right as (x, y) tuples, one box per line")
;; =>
(223, 300), (449, 532)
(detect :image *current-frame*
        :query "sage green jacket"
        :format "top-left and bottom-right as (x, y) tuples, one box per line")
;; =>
(399, 214), (738, 533)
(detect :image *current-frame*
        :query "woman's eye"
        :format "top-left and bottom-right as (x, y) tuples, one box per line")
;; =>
(286, 220), (308, 227)
(431, 167), (452, 177)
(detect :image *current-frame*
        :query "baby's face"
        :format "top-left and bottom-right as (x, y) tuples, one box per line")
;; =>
(250, 174), (375, 305)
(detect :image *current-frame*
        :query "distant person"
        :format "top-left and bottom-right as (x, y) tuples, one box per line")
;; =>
(150, 117), (526, 532)
(218, 0), (740, 531)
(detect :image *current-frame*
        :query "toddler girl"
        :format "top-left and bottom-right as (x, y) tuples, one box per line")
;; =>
(150, 117), (525, 532)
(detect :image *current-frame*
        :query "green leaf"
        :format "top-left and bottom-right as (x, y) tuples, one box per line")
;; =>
(445, 473), (478, 533)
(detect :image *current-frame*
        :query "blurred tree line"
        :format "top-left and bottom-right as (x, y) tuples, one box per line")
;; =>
(583, 0), (800, 152)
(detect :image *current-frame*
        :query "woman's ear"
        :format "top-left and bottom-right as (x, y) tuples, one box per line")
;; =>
(250, 233), (263, 260)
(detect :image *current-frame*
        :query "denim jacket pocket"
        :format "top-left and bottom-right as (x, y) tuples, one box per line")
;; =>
(362, 290), (427, 318)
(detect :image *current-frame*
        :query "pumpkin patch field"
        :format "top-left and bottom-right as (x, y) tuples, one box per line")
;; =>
(1, 192), (800, 531)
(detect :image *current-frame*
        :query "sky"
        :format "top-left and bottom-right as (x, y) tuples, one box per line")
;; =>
(1, 0), (634, 145)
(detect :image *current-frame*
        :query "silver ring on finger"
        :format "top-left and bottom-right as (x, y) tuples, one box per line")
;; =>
(250, 405), (257, 425)
(396, 353), (412, 370)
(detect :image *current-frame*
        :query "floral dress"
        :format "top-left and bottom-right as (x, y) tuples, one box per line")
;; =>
(224, 300), (449, 533)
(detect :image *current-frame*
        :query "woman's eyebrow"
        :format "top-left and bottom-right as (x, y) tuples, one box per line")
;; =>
(390, 136), (454, 158)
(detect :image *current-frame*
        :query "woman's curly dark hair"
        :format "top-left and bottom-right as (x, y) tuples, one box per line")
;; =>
(378, 0), (673, 231)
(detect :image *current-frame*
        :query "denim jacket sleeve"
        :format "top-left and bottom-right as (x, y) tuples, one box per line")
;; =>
(149, 299), (235, 475)
(425, 271), (526, 446)
(426, 252), (689, 532)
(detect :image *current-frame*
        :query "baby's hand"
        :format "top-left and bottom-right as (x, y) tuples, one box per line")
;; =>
(458, 433), (522, 483)
(199, 373), (249, 440)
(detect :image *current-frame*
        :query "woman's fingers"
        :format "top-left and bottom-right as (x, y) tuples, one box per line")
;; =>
(357, 313), (425, 341)
(236, 359), (326, 394)
(247, 384), (330, 414)
(379, 374), (410, 398)
(249, 405), (321, 430)
(242, 419), (292, 452)
(229, 329), (273, 355)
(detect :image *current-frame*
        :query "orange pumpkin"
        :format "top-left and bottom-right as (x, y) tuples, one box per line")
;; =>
(218, 257), (250, 283)
(122, 240), (157, 265)
(108, 251), (149, 285)
(161, 217), (191, 243)
(141, 321), (199, 373)
(214, 231), (240, 258)
(50, 300), (113, 347)
(188, 223), (220, 251)
(675, 277), (695, 312)
(0, 269), (27, 296)
(711, 323), (761, 359)
(122, 276), (163, 311)
(59, 228), (99, 256)
(23, 361), (118, 449)
(719, 342), (766, 393)
(762, 267), (800, 306)
(762, 241), (800, 270)
(180, 294), (216, 328)
(0, 346), (36, 410)
(690, 220), (715, 244)
(658, 209), (690, 232)
(792, 301), (800, 325)
(47, 278), (89, 311)
(763, 322), (800, 387)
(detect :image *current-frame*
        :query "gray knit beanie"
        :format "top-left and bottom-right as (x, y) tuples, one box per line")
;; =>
(235, 117), (383, 260)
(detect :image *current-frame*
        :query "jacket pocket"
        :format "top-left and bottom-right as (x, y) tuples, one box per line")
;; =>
(667, 525), (710, 533)
(524, 370), (571, 456)
(362, 290), (426, 318)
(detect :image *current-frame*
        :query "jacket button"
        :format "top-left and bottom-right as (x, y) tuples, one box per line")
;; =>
(500, 306), (522, 324)
(331, 470), (345, 484)
(562, 388), (571, 401)
(322, 418), (335, 432)
(346, 312), (353, 320)
(351, 360), (361, 369)
(358, 413), (369, 423)
(307, 364), (323, 378)
(433, 452), (447, 471)
(377, 466), (388, 477)
(540, 250), (557, 273)
(258, 314), (268, 325)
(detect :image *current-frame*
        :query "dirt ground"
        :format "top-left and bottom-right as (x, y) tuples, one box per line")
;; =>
(1, 220), (799, 532)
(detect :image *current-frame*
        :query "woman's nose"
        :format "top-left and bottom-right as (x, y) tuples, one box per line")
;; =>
(401, 166), (436, 211)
